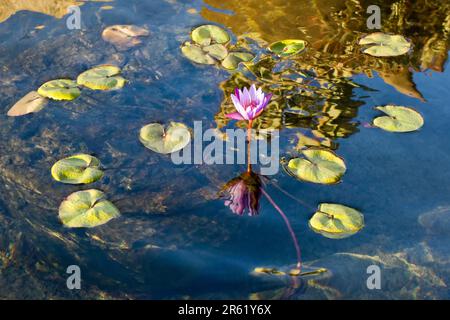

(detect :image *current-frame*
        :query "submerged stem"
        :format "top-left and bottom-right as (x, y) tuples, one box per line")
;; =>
(261, 188), (302, 270)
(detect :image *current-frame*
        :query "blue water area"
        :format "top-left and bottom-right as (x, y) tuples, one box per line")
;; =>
(0, 0), (449, 299)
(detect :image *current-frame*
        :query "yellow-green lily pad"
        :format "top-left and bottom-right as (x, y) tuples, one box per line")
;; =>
(286, 148), (346, 184)
(221, 52), (255, 70)
(37, 79), (80, 101)
(203, 44), (228, 60)
(373, 105), (424, 132)
(181, 42), (217, 65)
(309, 203), (364, 239)
(358, 33), (411, 57)
(139, 122), (191, 154)
(59, 189), (120, 228)
(269, 39), (307, 57)
(51, 154), (103, 184)
(77, 65), (126, 90)
(191, 24), (230, 46)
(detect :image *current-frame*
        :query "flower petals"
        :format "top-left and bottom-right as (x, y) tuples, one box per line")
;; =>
(225, 112), (245, 120)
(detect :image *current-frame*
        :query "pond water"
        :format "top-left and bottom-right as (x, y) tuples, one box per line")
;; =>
(0, 0), (449, 299)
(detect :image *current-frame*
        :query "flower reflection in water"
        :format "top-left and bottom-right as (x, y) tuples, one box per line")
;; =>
(221, 171), (262, 216)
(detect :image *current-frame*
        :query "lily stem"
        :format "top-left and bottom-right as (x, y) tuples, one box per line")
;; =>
(261, 188), (302, 271)
(247, 120), (253, 173)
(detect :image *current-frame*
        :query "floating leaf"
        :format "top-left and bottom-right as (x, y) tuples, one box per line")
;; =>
(139, 122), (191, 154)
(253, 267), (285, 276)
(102, 25), (149, 50)
(373, 105), (424, 132)
(309, 203), (364, 239)
(37, 79), (80, 101)
(358, 33), (411, 57)
(59, 189), (120, 228)
(51, 154), (103, 184)
(181, 42), (216, 65)
(203, 44), (228, 60)
(221, 52), (255, 70)
(191, 24), (230, 46)
(286, 148), (346, 184)
(7, 91), (47, 116)
(77, 65), (126, 90)
(269, 39), (307, 57)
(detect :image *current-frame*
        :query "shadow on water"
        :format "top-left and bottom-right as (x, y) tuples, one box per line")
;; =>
(0, 0), (450, 299)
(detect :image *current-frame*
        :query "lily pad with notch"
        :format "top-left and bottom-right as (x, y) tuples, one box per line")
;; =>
(358, 32), (411, 57)
(181, 42), (219, 65)
(139, 122), (191, 154)
(37, 79), (80, 101)
(191, 24), (230, 46)
(373, 105), (424, 132)
(285, 148), (346, 184)
(269, 39), (307, 57)
(77, 65), (126, 90)
(51, 154), (103, 184)
(309, 203), (364, 239)
(221, 52), (255, 70)
(59, 189), (120, 228)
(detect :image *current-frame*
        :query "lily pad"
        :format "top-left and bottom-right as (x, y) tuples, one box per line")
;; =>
(7, 91), (48, 116)
(203, 44), (228, 60)
(359, 33), (411, 57)
(286, 148), (346, 184)
(181, 42), (216, 65)
(51, 154), (103, 184)
(191, 24), (230, 46)
(59, 189), (120, 228)
(139, 122), (191, 154)
(37, 79), (80, 101)
(77, 65), (126, 90)
(102, 25), (149, 50)
(309, 203), (364, 239)
(373, 105), (424, 132)
(221, 52), (255, 70)
(269, 39), (307, 57)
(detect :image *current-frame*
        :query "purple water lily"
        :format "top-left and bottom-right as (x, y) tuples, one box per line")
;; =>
(226, 84), (272, 121)
(221, 171), (262, 216)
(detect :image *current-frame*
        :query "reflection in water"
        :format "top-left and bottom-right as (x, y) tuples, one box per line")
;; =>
(0, 0), (83, 23)
(204, 0), (450, 103)
(221, 171), (262, 216)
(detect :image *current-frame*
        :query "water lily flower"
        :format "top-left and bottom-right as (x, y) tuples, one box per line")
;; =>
(226, 84), (272, 121)
(221, 171), (262, 216)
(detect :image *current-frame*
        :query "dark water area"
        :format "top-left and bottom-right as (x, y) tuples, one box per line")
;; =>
(0, 0), (449, 299)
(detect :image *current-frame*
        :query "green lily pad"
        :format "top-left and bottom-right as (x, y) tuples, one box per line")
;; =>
(37, 79), (80, 101)
(269, 39), (307, 57)
(203, 44), (228, 60)
(7, 91), (48, 116)
(191, 24), (230, 46)
(77, 65), (126, 90)
(309, 203), (364, 239)
(139, 122), (191, 154)
(358, 33), (411, 57)
(286, 148), (346, 184)
(221, 52), (255, 70)
(181, 42), (216, 65)
(59, 189), (120, 228)
(373, 105), (424, 132)
(51, 154), (103, 184)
